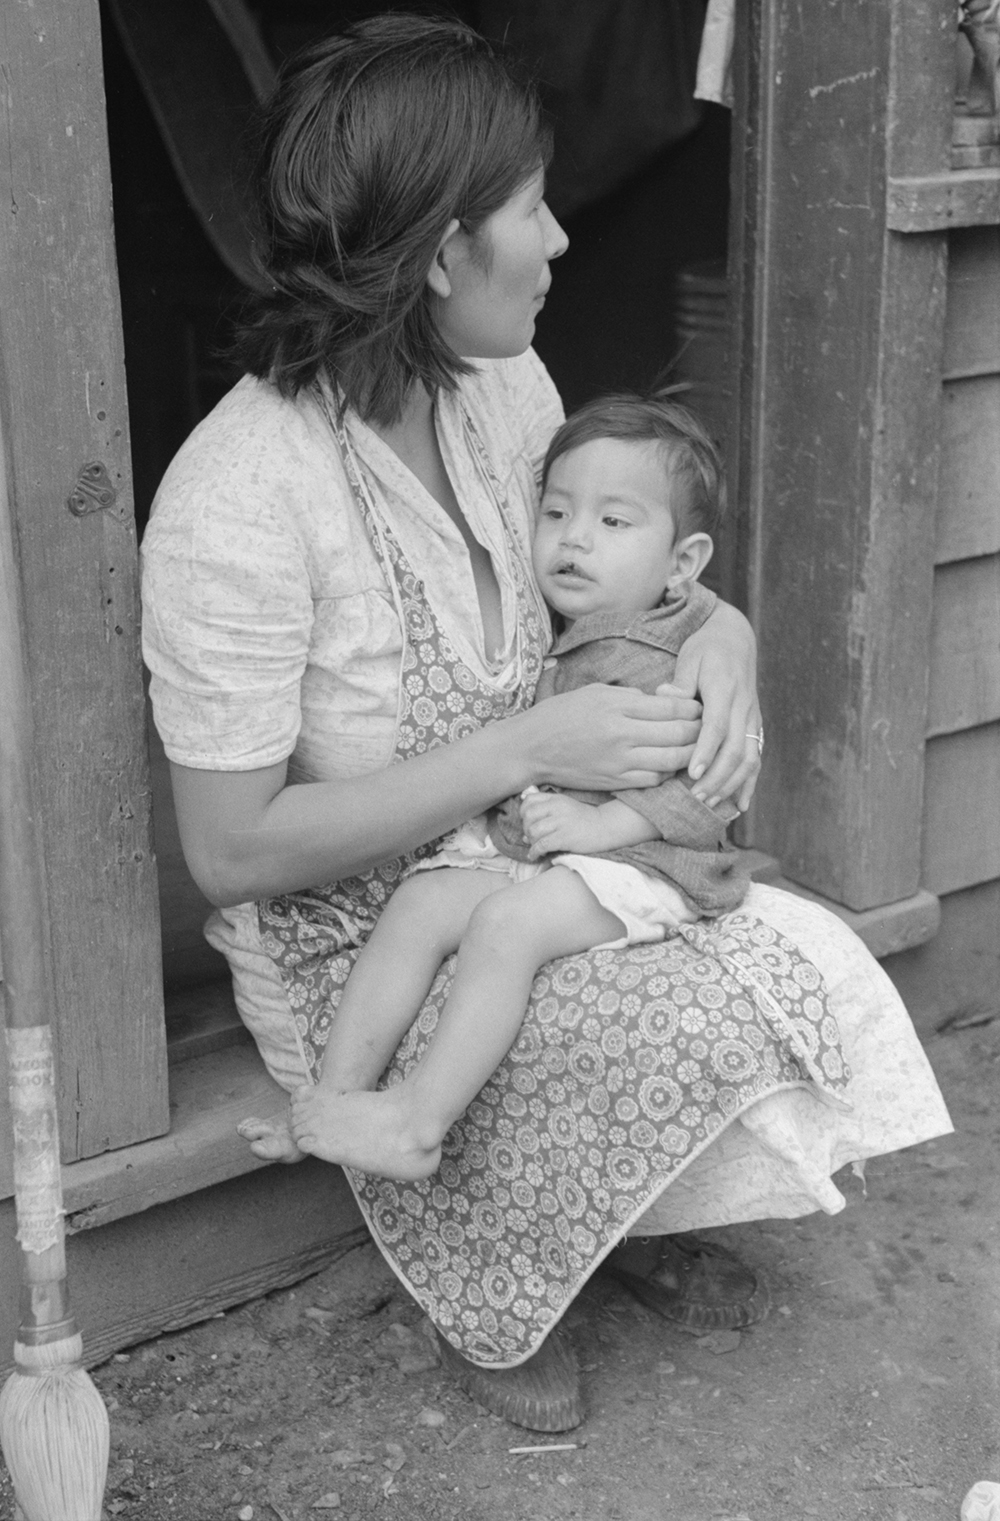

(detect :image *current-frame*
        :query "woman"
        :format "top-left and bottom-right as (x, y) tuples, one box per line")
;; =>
(141, 15), (950, 1433)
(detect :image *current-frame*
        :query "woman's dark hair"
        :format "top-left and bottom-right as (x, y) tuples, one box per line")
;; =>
(233, 14), (551, 425)
(542, 388), (726, 539)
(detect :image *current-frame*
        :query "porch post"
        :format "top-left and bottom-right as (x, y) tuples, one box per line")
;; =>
(728, 0), (955, 911)
(0, 0), (168, 1158)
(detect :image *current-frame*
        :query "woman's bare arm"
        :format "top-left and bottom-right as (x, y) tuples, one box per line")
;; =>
(171, 682), (702, 906)
(670, 600), (762, 812)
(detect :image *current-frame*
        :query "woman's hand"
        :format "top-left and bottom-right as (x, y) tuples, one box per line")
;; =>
(519, 682), (702, 793)
(168, 682), (702, 908)
(670, 601), (762, 811)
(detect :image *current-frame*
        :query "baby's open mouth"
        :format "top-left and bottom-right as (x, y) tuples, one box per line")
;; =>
(549, 560), (591, 581)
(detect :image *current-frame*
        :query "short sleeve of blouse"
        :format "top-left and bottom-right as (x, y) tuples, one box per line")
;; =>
(141, 382), (321, 771)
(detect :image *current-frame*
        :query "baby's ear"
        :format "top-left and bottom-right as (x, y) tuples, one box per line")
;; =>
(669, 531), (714, 587)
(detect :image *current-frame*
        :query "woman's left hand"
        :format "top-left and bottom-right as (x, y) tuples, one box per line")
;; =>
(667, 601), (762, 812)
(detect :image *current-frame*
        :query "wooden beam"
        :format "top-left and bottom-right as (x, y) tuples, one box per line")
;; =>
(1, 1168), (367, 1380)
(0, 0), (168, 1158)
(730, 0), (953, 911)
(61, 1045), (288, 1234)
(887, 167), (1000, 232)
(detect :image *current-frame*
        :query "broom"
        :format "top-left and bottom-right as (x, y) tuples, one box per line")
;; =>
(0, 414), (109, 1517)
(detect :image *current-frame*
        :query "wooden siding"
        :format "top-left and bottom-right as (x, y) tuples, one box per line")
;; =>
(0, 0), (168, 1160)
(938, 377), (1000, 562)
(922, 221), (1000, 903)
(923, 723), (1000, 894)
(926, 556), (1000, 736)
(942, 227), (1000, 379)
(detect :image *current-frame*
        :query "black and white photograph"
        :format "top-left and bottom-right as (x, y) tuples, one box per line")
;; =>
(0, 3), (997, 1518)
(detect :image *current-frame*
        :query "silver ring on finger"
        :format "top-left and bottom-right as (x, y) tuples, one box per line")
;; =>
(745, 727), (764, 754)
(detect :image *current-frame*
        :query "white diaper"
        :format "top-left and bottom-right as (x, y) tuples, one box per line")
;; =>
(410, 816), (546, 883)
(551, 852), (697, 947)
(411, 816), (697, 948)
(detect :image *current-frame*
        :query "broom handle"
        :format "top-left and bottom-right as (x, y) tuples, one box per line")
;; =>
(0, 410), (75, 1347)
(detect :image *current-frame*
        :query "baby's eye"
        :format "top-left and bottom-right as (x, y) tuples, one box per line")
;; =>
(541, 505), (565, 520)
(602, 514), (629, 529)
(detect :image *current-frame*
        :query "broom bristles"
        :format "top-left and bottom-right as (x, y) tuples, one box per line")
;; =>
(0, 1336), (109, 1521)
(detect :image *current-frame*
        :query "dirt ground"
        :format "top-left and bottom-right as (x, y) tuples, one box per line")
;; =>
(1, 1016), (998, 1521)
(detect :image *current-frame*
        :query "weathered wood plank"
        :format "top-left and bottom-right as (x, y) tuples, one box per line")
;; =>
(164, 978), (250, 1065)
(1, 1169), (367, 1380)
(887, 167), (1000, 232)
(943, 226), (1000, 378)
(923, 723), (1000, 893)
(0, 0), (168, 1157)
(731, 0), (949, 910)
(883, 876), (1000, 1036)
(938, 376), (1000, 562)
(62, 1044), (290, 1233)
(927, 556), (1000, 735)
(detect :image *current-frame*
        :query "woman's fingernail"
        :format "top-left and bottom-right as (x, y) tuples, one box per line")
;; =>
(690, 762), (705, 781)
(692, 789), (707, 802)
(707, 796), (720, 809)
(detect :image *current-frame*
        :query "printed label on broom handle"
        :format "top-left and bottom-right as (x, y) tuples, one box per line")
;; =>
(5, 1025), (64, 1255)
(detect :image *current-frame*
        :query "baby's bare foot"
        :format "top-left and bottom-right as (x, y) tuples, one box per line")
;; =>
(237, 1114), (306, 1164)
(290, 1085), (442, 1181)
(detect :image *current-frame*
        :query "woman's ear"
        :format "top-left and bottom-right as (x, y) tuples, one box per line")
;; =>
(426, 218), (463, 299)
(668, 531), (714, 588)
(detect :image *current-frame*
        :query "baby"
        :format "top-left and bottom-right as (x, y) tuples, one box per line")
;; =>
(288, 393), (750, 1180)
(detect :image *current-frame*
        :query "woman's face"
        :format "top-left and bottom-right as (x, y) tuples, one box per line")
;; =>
(433, 170), (568, 359)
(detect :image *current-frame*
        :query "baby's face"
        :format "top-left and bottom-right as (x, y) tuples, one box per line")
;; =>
(532, 437), (681, 621)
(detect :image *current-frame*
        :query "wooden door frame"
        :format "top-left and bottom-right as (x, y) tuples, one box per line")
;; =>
(0, 0), (168, 1169)
(728, 0), (955, 912)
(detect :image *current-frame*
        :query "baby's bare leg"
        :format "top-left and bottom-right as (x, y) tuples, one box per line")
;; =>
(290, 867), (623, 1180)
(241, 868), (500, 1165)
(318, 867), (505, 1093)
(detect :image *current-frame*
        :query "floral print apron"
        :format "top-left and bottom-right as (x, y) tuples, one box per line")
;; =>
(257, 407), (851, 1369)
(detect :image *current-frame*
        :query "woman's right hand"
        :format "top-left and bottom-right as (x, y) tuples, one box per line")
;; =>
(520, 683), (702, 792)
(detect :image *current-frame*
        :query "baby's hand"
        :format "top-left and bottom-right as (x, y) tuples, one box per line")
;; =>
(520, 789), (606, 859)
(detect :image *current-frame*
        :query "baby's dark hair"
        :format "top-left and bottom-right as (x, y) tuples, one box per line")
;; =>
(541, 388), (726, 539)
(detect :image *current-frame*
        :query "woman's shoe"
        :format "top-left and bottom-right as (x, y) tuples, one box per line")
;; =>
(603, 1232), (769, 1330)
(435, 1328), (583, 1431)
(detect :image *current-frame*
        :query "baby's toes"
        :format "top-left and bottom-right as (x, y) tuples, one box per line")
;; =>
(289, 1085), (315, 1115)
(238, 1116), (304, 1164)
(237, 1116), (271, 1142)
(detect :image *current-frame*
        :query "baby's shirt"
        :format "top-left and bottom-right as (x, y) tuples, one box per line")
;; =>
(488, 581), (750, 916)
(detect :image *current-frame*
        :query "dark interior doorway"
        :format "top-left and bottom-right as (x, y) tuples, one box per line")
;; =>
(101, 0), (729, 531)
(100, 0), (731, 998)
